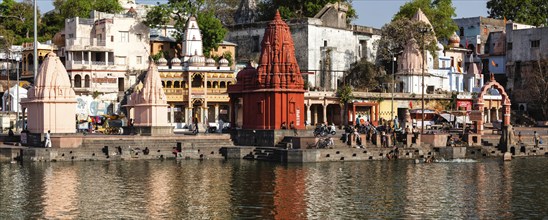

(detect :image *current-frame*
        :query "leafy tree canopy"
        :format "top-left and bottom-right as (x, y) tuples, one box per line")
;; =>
(376, 18), (438, 63)
(344, 60), (391, 92)
(487, 0), (548, 26)
(0, 0), (36, 42)
(393, 0), (457, 42)
(257, 0), (356, 23)
(39, 0), (123, 41)
(145, 0), (228, 57)
(53, 0), (123, 19)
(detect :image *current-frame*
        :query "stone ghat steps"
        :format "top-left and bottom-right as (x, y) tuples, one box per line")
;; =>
(20, 145), (233, 162)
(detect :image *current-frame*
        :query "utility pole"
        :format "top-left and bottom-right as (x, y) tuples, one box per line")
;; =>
(419, 27), (431, 134)
(33, 0), (38, 83)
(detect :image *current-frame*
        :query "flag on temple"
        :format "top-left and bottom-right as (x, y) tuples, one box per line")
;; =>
(491, 60), (498, 67)
(409, 101), (413, 109)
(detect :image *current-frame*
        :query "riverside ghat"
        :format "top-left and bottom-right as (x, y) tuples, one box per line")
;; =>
(1, 12), (546, 163)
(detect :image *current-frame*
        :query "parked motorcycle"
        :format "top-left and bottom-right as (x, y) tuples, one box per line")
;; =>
(313, 124), (328, 137)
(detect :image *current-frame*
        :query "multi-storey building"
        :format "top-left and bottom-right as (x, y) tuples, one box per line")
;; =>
(62, 10), (150, 116)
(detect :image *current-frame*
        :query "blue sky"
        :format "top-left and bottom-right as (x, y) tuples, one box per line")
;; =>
(34, 0), (489, 28)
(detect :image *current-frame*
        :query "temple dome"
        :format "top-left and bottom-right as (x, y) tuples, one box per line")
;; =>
(171, 57), (181, 66)
(449, 32), (460, 48)
(206, 58), (216, 66)
(219, 58), (229, 67)
(157, 57), (168, 66)
(189, 55), (205, 66)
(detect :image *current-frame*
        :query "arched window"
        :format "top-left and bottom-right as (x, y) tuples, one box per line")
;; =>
(84, 75), (90, 88)
(74, 75), (82, 88)
(162, 81), (166, 88)
(207, 81), (212, 88)
(174, 81), (181, 88)
(166, 81), (173, 88)
(213, 81), (219, 88)
(220, 81), (226, 88)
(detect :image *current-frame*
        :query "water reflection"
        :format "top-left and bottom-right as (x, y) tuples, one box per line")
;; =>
(0, 158), (547, 219)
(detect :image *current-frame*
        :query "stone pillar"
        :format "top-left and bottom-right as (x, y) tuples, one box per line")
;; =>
(322, 104), (327, 124)
(339, 103), (344, 126)
(214, 104), (219, 121)
(503, 103), (511, 126)
(186, 107), (192, 124)
(476, 101), (484, 134)
(496, 107), (500, 121)
(170, 104), (175, 124)
(487, 108), (491, 123)
(88, 51), (91, 65)
(313, 105), (318, 125)
(306, 103), (311, 126)
(105, 52), (109, 65)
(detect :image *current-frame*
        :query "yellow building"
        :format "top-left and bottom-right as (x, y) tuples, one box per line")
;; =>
(156, 16), (236, 129)
(21, 42), (58, 82)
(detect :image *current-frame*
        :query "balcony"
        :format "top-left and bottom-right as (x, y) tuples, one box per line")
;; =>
(65, 38), (110, 51)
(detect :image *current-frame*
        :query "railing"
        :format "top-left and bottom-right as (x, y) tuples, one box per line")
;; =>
(66, 38), (107, 47)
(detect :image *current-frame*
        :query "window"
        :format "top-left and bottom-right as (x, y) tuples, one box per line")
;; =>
(120, 31), (129, 42)
(84, 75), (90, 87)
(68, 34), (74, 38)
(531, 40), (540, 48)
(74, 75), (82, 88)
(252, 36), (260, 52)
(136, 34), (142, 41)
(97, 34), (102, 40)
(507, 42), (513, 50)
(111, 35), (114, 42)
(136, 56), (142, 64)
(116, 56), (126, 65)
(459, 27), (464, 36)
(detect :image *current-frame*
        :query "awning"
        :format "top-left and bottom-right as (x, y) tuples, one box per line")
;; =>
(440, 113), (472, 124)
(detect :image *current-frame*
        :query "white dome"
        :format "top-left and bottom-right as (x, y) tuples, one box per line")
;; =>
(157, 57), (168, 66)
(219, 58), (229, 67)
(206, 58), (216, 66)
(189, 55), (205, 66)
(171, 57), (181, 66)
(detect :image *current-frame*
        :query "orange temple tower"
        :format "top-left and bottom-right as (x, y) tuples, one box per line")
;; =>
(228, 11), (305, 131)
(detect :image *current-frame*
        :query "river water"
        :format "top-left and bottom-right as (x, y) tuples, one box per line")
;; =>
(1, 158), (547, 219)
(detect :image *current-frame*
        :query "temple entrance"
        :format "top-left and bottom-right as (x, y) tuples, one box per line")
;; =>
(192, 99), (204, 123)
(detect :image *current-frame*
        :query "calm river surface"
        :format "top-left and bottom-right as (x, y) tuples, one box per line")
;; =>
(1, 158), (547, 219)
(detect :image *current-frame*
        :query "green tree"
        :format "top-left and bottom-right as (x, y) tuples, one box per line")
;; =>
(337, 85), (353, 126)
(376, 18), (438, 65)
(54, 0), (123, 19)
(145, 0), (227, 57)
(202, 0), (240, 25)
(0, 0), (35, 41)
(344, 60), (391, 92)
(40, 0), (123, 39)
(487, 0), (548, 26)
(197, 11), (227, 57)
(257, 0), (356, 23)
(393, 0), (457, 42)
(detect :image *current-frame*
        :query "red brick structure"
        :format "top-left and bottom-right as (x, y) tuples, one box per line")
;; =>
(229, 11), (305, 130)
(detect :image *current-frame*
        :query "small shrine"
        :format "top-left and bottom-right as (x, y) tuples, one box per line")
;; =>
(21, 53), (77, 134)
(126, 62), (173, 135)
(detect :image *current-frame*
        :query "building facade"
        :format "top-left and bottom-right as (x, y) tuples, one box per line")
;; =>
(62, 11), (150, 111)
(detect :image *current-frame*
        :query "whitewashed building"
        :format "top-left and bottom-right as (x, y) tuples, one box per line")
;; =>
(63, 11), (150, 106)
